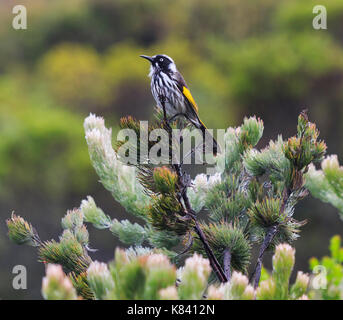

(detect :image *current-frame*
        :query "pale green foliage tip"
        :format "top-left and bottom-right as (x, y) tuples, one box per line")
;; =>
(84, 114), (151, 219)
(110, 219), (147, 245)
(80, 196), (112, 229)
(39, 244), (309, 300)
(42, 264), (78, 300)
(306, 155), (343, 217)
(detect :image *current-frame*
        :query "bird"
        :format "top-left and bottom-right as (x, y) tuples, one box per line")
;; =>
(140, 54), (219, 156)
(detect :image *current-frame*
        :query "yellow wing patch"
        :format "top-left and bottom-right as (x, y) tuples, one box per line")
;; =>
(182, 86), (199, 113)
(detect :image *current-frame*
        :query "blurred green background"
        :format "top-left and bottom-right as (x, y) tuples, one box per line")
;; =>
(1, 0), (343, 299)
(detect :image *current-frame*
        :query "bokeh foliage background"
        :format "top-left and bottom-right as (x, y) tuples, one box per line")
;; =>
(1, 0), (343, 299)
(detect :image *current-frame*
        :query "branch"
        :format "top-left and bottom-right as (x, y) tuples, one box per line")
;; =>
(192, 218), (227, 282)
(160, 101), (227, 283)
(250, 185), (293, 288)
(251, 224), (278, 288)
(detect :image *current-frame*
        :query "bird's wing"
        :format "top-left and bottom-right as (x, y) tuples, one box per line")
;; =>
(174, 72), (199, 114)
(182, 86), (199, 114)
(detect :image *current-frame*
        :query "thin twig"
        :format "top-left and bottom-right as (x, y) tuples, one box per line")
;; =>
(174, 152), (227, 282)
(250, 185), (292, 288)
(250, 225), (278, 288)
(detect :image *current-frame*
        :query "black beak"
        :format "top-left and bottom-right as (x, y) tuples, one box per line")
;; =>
(140, 55), (153, 63)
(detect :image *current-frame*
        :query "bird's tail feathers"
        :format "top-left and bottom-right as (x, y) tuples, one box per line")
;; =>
(196, 120), (219, 156)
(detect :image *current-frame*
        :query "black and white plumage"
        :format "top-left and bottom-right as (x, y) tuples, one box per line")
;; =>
(140, 54), (219, 155)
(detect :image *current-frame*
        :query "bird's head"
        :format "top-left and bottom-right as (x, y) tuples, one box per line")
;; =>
(140, 54), (177, 76)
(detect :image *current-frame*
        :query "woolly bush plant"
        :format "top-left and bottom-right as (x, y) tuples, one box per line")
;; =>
(7, 109), (326, 299)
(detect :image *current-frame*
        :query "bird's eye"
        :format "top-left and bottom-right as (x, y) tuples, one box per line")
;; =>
(160, 58), (163, 62)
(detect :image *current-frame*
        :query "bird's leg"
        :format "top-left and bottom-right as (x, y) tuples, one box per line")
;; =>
(167, 113), (184, 125)
(158, 95), (169, 127)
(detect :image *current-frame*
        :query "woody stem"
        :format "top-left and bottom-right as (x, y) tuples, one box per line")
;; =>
(161, 101), (227, 283)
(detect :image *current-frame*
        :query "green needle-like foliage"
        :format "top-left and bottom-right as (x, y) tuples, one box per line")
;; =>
(38, 235), (91, 275)
(192, 222), (251, 273)
(244, 137), (293, 190)
(205, 175), (252, 224)
(7, 211), (94, 300)
(148, 194), (192, 235)
(6, 213), (41, 246)
(70, 271), (95, 300)
(248, 197), (306, 247)
(284, 111), (326, 171)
